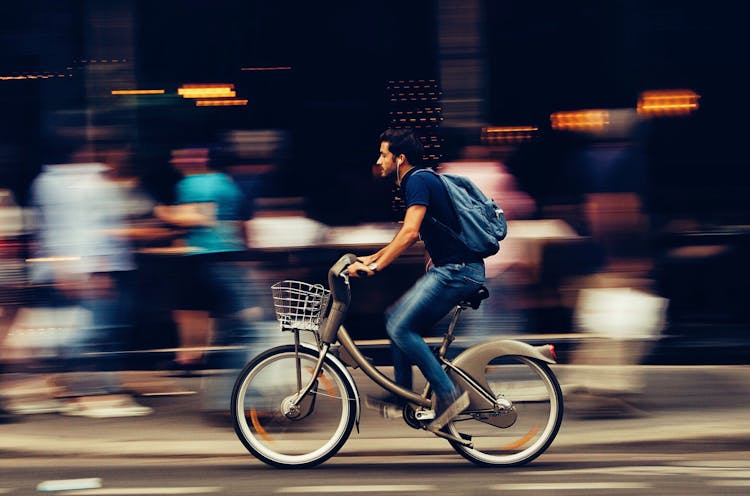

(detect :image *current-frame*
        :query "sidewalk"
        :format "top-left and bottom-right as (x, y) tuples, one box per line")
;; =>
(1, 365), (749, 458)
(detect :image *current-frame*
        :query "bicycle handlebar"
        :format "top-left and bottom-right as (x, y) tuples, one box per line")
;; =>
(318, 253), (358, 344)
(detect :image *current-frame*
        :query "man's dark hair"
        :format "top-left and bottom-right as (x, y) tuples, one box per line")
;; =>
(379, 128), (424, 167)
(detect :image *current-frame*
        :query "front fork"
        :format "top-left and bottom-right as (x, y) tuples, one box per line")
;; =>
(281, 331), (329, 419)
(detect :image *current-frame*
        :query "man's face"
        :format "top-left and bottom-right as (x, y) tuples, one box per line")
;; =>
(376, 141), (397, 178)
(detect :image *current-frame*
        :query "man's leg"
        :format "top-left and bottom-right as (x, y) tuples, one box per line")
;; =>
(385, 263), (484, 399)
(387, 263), (485, 430)
(389, 341), (413, 392)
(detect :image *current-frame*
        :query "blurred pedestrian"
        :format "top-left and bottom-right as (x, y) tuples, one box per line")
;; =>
(27, 146), (151, 418)
(154, 144), (259, 418)
(561, 116), (667, 416)
(0, 188), (27, 422)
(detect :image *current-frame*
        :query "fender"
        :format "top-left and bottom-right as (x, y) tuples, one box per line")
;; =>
(298, 342), (362, 430)
(453, 339), (556, 370)
(447, 340), (556, 425)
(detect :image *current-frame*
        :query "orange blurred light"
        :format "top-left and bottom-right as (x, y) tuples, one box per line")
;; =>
(485, 126), (538, 133)
(550, 109), (610, 131)
(195, 98), (248, 107)
(482, 126), (538, 144)
(178, 84), (236, 98)
(0, 73), (69, 80)
(637, 89), (700, 115)
(111, 89), (165, 95)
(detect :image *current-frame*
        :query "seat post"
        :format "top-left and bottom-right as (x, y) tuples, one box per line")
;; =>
(437, 306), (463, 359)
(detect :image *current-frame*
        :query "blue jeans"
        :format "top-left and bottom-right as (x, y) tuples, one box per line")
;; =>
(385, 262), (485, 399)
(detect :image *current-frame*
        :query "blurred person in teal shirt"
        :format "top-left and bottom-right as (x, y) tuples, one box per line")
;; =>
(155, 145), (258, 417)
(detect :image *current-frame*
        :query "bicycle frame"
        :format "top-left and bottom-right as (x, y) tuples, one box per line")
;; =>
(288, 253), (498, 414)
(285, 254), (556, 425)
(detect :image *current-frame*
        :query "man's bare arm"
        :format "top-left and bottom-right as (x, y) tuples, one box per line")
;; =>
(349, 205), (426, 277)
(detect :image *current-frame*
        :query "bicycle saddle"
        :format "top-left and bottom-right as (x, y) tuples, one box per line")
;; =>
(460, 286), (489, 309)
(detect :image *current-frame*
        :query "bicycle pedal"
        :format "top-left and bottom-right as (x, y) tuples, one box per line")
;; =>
(414, 408), (435, 421)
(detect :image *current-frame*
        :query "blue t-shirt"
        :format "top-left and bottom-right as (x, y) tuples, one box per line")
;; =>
(175, 172), (246, 253)
(401, 168), (480, 266)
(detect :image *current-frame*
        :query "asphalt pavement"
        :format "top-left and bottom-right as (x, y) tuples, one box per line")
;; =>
(1, 364), (749, 461)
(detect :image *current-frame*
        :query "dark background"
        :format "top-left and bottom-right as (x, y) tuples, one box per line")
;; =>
(2, 0), (747, 221)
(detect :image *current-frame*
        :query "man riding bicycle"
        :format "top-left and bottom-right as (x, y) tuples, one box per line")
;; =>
(348, 128), (486, 432)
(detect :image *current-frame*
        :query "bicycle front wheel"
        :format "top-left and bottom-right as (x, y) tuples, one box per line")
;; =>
(448, 355), (563, 466)
(231, 345), (357, 468)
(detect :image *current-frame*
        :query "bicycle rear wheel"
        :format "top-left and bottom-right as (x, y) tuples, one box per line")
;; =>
(231, 345), (357, 468)
(448, 355), (563, 466)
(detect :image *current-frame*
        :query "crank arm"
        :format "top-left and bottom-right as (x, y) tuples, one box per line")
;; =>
(428, 428), (473, 447)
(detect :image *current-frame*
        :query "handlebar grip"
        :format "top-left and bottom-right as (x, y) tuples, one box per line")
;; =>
(321, 253), (358, 344)
(331, 253), (358, 277)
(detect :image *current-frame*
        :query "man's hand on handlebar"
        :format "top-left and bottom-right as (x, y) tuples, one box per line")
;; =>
(348, 259), (376, 278)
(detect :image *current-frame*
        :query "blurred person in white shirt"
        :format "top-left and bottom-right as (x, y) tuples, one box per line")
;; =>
(27, 145), (151, 418)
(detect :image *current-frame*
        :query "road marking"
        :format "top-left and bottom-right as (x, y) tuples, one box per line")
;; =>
(709, 480), (750, 487)
(520, 465), (742, 476)
(276, 485), (435, 493)
(518, 466), (672, 476)
(57, 488), (221, 495)
(37, 478), (102, 492)
(521, 464), (750, 479)
(490, 482), (651, 491)
(698, 470), (750, 478)
(677, 459), (750, 468)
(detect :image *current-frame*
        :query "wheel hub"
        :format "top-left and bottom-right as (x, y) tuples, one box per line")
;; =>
(495, 395), (513, 412)
(281, 395), (302, 419)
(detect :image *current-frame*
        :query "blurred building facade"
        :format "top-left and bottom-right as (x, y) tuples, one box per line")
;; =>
(0, 0), (747, 365)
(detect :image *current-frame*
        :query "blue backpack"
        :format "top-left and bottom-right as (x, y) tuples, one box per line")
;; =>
(413, 168), (507, 258)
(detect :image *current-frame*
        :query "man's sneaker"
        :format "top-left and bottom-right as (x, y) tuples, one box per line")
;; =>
(364, 394), (404, 420)
(427, 390), (469, 432)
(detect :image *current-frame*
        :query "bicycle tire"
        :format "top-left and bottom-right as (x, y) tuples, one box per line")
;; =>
(231, 345), (357, 468)
(447, 356), (563, 466)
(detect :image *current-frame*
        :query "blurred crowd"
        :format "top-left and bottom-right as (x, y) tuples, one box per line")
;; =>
(0, 125), (678, 423)
(0, 130), (290, 422)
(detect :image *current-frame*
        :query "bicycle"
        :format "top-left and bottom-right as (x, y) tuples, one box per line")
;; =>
(231, 253), (563, 468)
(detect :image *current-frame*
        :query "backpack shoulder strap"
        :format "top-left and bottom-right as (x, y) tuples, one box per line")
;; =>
(410, 167), (439, 177)
(408, 168), (464, 238)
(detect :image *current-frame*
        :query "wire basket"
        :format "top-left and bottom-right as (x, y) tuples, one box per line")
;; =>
(271, 280), (331, 332)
